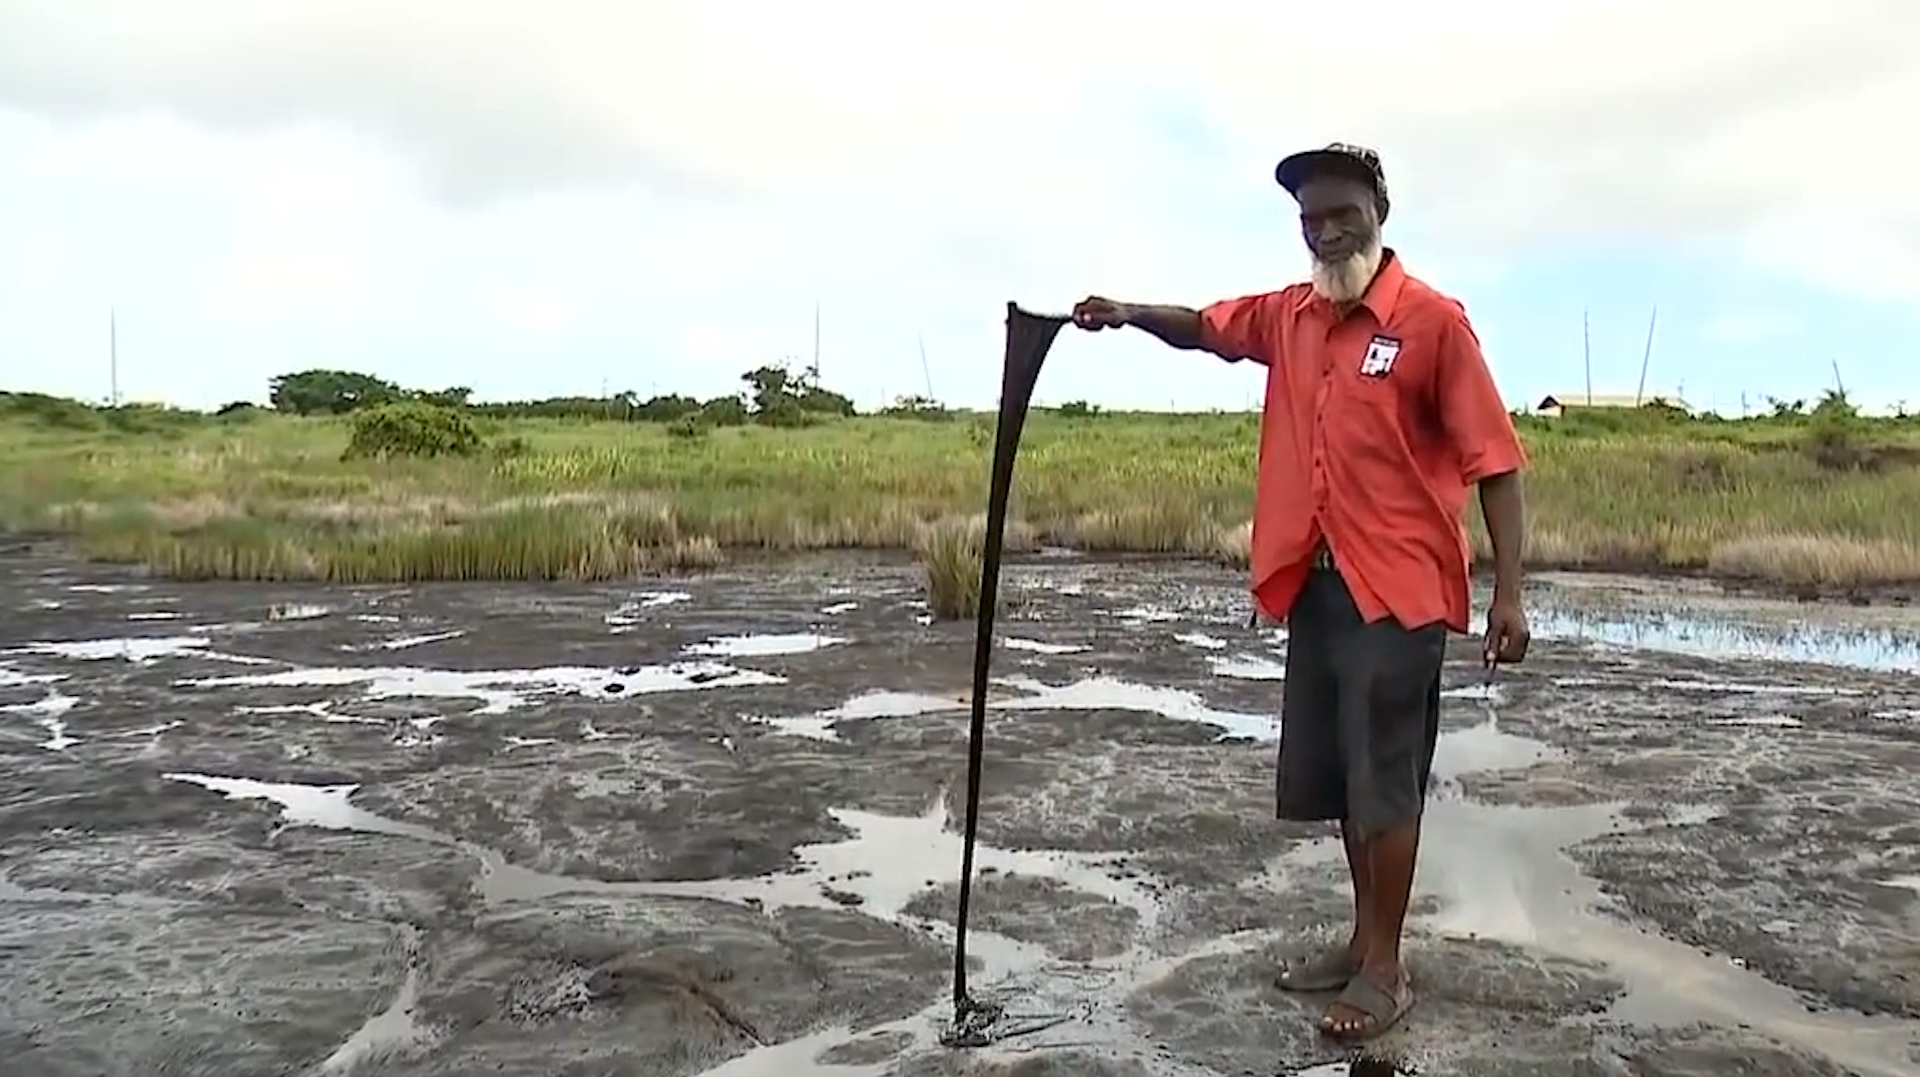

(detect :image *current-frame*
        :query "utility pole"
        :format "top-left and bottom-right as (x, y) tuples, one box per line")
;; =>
(109, 307), (121, 406)
(1581, 308), (1591, 406)
(1633, 304), (1658, 406)
(810, 302), (822, 384)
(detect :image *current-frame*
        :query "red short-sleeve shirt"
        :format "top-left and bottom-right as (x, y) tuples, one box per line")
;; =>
(1200, 250), (1525, 634)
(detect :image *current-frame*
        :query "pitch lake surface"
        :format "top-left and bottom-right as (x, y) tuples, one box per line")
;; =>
(2, 549), (1918, 1076)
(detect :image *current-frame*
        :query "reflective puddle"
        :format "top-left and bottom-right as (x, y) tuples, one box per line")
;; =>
(686, 633), (845, 658)
(1531, 606), (1920, 673)
(178, 660), (783, 715)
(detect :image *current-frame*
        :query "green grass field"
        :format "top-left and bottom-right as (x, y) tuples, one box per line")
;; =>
(4, 388), (1918, 593)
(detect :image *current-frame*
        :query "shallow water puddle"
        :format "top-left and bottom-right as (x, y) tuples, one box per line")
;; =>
(347, 630), (467, 653)
(1002, 637), (1088, 655)
(181, 660), (783, 715)
(10, 635), (214, 663)
(690, 1026), (894, 1077)
(753, 677), (1279, 743)
(686, 633), (846, 658)
(2, 689), (80, 750)
(1532, 606), (1920, 673)
(163, 772), (1154, 953)
(1210, 654), (1286, 680)
(605, 591), (693, 630)
(0, 665), (64, 687)
(237, 702), (385, 726)
(748, 691), (969, 741)
(995, 674), (1278, 741)
(311, 925), (430, 1075)
(1431, 682), (1558, 778)
(1550, 672), (1865, 699)
(1113, 605), (1181, 623)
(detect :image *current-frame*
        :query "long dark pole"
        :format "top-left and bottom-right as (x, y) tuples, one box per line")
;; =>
(942, 303), (1066, 1047)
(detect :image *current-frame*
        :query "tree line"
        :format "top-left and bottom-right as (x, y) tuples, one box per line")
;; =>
(264, 365), (877, 427)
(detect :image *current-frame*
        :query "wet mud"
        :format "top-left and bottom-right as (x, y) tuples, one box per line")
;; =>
(2, 550), (1918, 1076)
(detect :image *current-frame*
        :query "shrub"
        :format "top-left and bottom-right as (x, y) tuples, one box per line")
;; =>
(666, 416), (710, 441)
(342, 404), (484, 461)
(490, 435), (532, 459)
(755, 400), (814, 428)
(0, 392), (102, 430)
(699, 397), (750, 427)
(878, 394), (953, 421)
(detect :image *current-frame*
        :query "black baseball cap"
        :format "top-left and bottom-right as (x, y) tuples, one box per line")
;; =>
(1274, 142), (1390, 224)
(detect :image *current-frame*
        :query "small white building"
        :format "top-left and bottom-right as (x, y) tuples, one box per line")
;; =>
(1534, 392), (1689, 417)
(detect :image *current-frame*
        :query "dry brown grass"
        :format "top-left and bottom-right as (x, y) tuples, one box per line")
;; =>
(911, 514), (1041, 620)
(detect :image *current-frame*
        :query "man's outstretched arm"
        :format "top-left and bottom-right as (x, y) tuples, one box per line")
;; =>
(1072, 294), (1276, 364)
(1119, 304), (1205, 351)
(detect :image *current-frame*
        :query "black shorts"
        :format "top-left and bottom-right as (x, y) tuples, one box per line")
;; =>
(1276, 566), (1446, 839)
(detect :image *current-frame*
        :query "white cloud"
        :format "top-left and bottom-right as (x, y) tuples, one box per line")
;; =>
(0, 0), (1915, 407)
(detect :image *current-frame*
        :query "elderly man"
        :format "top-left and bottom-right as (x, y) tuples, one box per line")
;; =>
(1069, 143), (1530, 1043)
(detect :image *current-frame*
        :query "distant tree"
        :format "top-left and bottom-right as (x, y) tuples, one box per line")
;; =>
(269, 370), (403, 415)
(412, 386), (473, 408)
(1763, 395), (1806, 420)
(796, 386), (855, 417)
(741, 365), (796, 415)
(632, 393), (702, 422)
(740, 363), (855, 423)
(698, 395), (750, 427)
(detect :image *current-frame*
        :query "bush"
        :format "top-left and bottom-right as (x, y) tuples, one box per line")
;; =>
(699, 397), (751, 428)
(342, 404), (484, 461)
(879, 394), (954, 421)
(0, 392), (103, 430)
(490, 435), (533, 459)
(666, 416), (710, 441)
(755, 400), (814, 428)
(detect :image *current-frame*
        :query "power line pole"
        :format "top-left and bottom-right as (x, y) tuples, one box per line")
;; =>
(810, 302), (822, 384)
(109, 307), (120, 406)
(1582, 308), (1591, 406)
(1633, 304), (1658, 406)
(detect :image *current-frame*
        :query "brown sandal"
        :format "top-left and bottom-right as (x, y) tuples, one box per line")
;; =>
(1319, 968), (1415, 1043)
(1274, 945), (1359, 993)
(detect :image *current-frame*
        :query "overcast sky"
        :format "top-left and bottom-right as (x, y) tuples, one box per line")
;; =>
(2, 0), (1916, 414)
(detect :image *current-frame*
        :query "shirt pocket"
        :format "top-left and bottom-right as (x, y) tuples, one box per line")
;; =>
(1339, 333), (1424, 422)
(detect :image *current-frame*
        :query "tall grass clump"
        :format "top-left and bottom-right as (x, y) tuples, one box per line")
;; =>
(916, 515), (986, 620)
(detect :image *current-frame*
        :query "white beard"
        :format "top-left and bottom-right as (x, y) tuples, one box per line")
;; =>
(1309, 235), (1384, 304)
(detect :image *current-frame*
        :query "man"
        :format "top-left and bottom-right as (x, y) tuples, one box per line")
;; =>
(1068, 143), (1530, 1043)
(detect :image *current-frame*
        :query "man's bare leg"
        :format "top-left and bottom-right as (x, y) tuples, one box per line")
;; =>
(1340, 819), (1374, 964)
(1323, 817), (1421, 1035)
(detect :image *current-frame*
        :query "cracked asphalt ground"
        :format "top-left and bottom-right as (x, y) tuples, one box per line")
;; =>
(2, 547), (1918, 1076)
